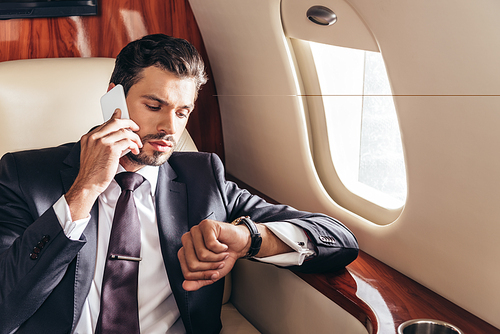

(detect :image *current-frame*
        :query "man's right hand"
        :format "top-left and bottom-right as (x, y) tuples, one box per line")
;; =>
(64, 109), (142, 220)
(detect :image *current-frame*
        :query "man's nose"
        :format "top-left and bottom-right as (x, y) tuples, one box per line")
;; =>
(157, 110), (177, 135)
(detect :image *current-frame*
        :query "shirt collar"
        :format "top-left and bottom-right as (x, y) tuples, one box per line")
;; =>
(117, 164), (160, 196)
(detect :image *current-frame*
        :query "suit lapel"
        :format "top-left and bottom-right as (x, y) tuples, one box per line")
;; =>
(61, 142), (81, 193)
(59, 142), (99, 331)
(155, 162), (194, 332)
(156, 161), (189, 256)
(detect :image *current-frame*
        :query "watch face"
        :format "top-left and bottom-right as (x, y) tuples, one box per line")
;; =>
(231, 216), (250, 225)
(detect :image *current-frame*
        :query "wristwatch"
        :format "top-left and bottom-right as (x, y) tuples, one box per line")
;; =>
(231, 216), (262, 257)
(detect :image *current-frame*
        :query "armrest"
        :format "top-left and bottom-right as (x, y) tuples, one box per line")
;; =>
(297, 251), (500, 334)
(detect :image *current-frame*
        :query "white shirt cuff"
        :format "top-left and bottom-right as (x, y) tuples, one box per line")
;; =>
(254, 222), (316, 266)
(53, 195), (91, 240)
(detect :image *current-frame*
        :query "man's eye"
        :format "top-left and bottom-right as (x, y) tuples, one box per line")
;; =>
(177, 111), (189, 118)
(146, 104), (161, 111)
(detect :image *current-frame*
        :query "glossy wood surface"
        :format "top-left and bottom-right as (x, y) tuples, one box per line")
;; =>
(297, 251), (500, 334)
(227, 174), (500, 334)
(0, 0), (224, 160)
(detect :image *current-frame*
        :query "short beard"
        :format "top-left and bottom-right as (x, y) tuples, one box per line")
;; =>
(125, 133), (177, 167)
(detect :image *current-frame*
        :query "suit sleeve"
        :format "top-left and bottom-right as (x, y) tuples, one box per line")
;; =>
(0, 152), (84, 334)
(209, 153), (359, 274)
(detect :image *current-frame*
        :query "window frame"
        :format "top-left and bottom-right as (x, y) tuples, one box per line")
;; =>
(290, 38), (405, 225)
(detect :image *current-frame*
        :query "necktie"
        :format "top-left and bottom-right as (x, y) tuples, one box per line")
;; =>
(96, 172), (145, 334)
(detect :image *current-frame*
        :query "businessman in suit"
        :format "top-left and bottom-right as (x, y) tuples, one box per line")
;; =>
(0, 34), (358, 333)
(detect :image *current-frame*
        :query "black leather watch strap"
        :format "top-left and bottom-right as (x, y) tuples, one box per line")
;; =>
(231, 216), (262, 257)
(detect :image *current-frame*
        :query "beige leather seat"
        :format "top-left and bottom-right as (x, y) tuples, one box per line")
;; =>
(0, 57), (368, 334)
(0, 57), (197, 156)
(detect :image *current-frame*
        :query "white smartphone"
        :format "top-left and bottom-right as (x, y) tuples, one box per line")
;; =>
(100, 84), (132, 157)
(100, 84), (130, 122)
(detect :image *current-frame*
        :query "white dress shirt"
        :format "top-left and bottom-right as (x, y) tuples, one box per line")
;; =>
(53, 165), (315, 334)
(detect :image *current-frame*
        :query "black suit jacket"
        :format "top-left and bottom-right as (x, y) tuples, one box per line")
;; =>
(0, 142), (358, 334)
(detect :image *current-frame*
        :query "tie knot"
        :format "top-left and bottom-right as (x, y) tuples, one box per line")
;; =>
(114, 172), (145, 192)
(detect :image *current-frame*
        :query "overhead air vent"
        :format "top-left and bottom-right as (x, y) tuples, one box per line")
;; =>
(306, 5), (337, 26)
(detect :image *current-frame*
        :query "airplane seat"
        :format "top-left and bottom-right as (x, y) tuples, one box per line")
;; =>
(0, 57), (259, 333)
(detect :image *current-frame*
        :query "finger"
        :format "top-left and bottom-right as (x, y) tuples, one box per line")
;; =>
(109, 108), (141, 133)
(190, 225), (228, 262)
(182, 278), (219, 292)
(181, 233), (228, 272)
(113, 130), (143, 155)
(178, 247), (223, 281)
(100, 127), (143, 151)
(178, 247), (237, 292)
(115, 137), (142, 156)
(198, 220), (229, 254)
(178, 246), (224, 276)
(86, 119), (140, 145)
(106, 117), (140, 133)
(111, 108), (122, 120)
(178, 249), (221, 293)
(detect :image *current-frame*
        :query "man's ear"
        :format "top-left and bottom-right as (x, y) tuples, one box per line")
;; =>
(107, 83), (116, 92)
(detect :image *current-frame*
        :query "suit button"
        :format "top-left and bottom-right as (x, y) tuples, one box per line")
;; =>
(30, 252), (38, 260)
(320, 236), (336, 244)
(42, 235), (50, 243)
(33, 247), (41, 254)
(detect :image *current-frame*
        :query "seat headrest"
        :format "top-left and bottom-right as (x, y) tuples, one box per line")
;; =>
(0, 57), (197, 156)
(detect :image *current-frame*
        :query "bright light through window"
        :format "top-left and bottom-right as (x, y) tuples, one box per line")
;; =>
(309, 42), (407, 208)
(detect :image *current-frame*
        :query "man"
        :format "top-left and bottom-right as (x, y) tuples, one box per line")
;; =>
(0, 34), (358, 334)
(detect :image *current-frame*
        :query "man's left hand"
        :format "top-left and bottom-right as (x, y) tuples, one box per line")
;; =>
(178, 219), (251, 291)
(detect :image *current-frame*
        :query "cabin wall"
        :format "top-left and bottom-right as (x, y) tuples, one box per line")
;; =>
(188, 0), (500, 329)
(0, 0), (223, 160)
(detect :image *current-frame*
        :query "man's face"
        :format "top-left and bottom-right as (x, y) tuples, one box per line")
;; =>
(123, 66), (196, 167)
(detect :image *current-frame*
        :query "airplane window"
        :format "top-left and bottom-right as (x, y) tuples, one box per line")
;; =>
(309, 41), (407, 209)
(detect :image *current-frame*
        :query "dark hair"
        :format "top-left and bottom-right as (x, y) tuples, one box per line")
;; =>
(110, 34), (207, 98)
